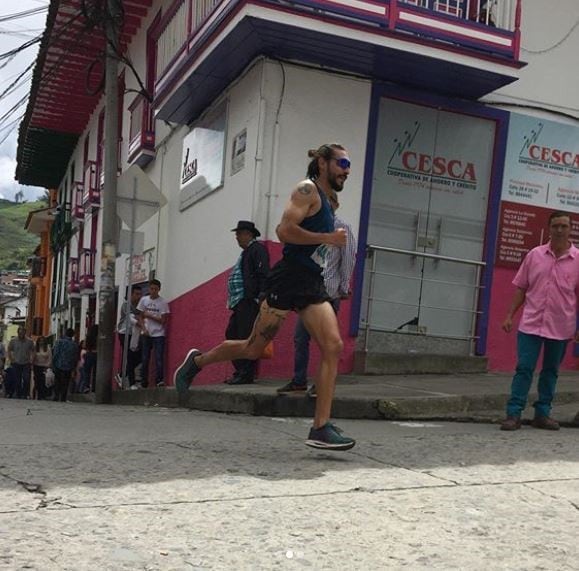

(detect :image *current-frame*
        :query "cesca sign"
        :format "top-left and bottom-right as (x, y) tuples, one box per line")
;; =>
(401, 152), (477, 181)
(502, 114), (579, 212)
(527, 145), (579, 169)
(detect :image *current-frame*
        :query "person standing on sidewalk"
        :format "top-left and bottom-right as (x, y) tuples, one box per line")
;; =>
(277, 190), (356, 396)
(137, 279), (170, 388)
(224, 221), (270, 385)
(174, 143), (356, 451)
(7, 327), (35, 399)
(501, 211), (579, 431)
(52, 328), (79, 402)
(33, 336), (52, 400)
(117, 285), (143, 389)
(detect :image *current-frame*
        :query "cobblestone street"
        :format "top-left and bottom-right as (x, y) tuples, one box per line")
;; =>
(1, 399), (578, 569)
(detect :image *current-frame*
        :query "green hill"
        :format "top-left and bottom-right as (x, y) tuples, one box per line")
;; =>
(0, 200), (45, 270)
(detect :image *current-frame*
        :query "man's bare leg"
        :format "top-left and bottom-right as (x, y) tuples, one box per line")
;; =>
(174, 301), (288, 391)
(197, 302), (287, 367)
(298, 302), (343, 428)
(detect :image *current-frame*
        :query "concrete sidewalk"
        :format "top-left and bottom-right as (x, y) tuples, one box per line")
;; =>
(99, 372), (579, 426)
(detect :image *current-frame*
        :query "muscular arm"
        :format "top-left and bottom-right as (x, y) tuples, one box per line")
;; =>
(276, 180), (346, 247)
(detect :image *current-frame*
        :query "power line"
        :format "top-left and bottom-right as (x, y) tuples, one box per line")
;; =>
(0, 11), (87, 136)
(522, 17), (579, 54)
(0, 7), (48, 24)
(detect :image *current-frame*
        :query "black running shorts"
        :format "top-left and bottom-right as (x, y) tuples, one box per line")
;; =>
(264, 257), (331, 311)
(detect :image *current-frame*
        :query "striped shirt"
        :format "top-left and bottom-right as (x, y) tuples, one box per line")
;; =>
(227, 240), (257, 309)
(323, 215), (357, 299)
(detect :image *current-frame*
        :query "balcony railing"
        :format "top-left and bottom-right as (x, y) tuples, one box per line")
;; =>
(67, 257), (80, 297)
(83, 161), (100, 208)
(128, 94), (155, 166)
(156, 0), (189, 80)
(154, 0), (521, 98)
(154, 0), (220, 86)
(399, 0), (516, 30)
(72, 181), (84, 221)
(79, 248), (96, 293)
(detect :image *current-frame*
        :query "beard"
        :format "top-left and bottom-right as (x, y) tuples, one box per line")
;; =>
(329, 173), (346, 192)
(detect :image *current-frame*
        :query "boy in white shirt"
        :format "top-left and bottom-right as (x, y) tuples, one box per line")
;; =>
(137, 279), (170, 387)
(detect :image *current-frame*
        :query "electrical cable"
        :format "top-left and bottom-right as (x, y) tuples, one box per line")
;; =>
(1, 12), (89, 136)
(522, 17), (579, 54)
(0, 7), (48, 24)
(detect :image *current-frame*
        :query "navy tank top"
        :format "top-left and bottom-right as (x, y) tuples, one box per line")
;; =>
(282, 181), (335, 273)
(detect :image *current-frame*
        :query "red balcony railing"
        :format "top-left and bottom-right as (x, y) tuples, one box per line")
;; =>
(154, 0), (522, 100)
(72, 181), (84, 221)
(67, 257), (80, 296)
(79, 248), (96, 292)
(83, 161), (100, 208)
(128, 94), (155, 167)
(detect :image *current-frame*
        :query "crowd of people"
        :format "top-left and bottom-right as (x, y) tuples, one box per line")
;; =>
(0, 325), (100, 401)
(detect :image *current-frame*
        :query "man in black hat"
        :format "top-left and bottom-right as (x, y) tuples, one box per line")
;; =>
(224, 221), (270, 384)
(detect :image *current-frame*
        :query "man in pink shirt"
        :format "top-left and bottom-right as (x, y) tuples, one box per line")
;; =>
(501, 211), (579, 431)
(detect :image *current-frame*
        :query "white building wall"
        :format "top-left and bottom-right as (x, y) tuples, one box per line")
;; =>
(126, 58), (372, 303)
(258, 61), (371, 244)
(484, 0), (579, 122)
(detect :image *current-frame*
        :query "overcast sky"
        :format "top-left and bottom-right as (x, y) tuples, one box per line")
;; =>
(0, 0), (48, 202)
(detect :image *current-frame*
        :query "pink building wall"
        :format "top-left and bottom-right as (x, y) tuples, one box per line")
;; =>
(122, 242), (357, 386)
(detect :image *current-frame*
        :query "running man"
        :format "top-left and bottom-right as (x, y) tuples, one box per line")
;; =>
(174, 143), (356, 450)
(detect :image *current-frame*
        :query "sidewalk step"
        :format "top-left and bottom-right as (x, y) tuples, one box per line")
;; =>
(353, 352), (488, 375)
(107, 384), (579, 423)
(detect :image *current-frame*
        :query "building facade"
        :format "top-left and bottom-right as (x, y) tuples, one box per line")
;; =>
(16, 0), (579, 383)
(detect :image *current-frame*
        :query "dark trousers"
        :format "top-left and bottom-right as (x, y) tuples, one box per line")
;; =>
(53, 367), (73, 402)
(141, 336), (165, 387)
(118, 334), (141, 386)
(293, 298), (340, 385)
(4, 367), (17, 398)
(225, 298), (260, 381)
(83, 351), (97, 392)
(33, 365), (48, 400)
(13, 363), (31, 399)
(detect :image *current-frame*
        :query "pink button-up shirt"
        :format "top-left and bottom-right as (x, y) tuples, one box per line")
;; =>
(513, 242), (579, 340)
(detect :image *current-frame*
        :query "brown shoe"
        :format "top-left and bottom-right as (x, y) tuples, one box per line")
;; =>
(500, 416), (522, 431)
(531, 416), (560, 431)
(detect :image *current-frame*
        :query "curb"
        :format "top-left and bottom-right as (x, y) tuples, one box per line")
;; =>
(86, 386), (579, 425)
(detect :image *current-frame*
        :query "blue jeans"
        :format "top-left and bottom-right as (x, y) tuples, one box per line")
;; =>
(506, 332), (568, 418)
(141, 336), (165, 387)
(293, 299), (340, 385)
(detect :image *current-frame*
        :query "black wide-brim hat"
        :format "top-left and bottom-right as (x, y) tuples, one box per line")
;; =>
(231, 220), (261, 237)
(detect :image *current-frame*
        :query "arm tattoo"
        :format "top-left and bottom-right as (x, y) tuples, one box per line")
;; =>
(297, 183), (312, 195)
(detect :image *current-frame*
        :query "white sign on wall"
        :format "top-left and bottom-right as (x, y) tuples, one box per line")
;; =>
(179, 103), (227, 211)
(374, 98), (494, 220)
(231, 128), (247, 176)
(502, 113), (579, 212)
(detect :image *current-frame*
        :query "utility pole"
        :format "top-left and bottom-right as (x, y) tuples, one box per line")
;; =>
(95, 0), (122, 404)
